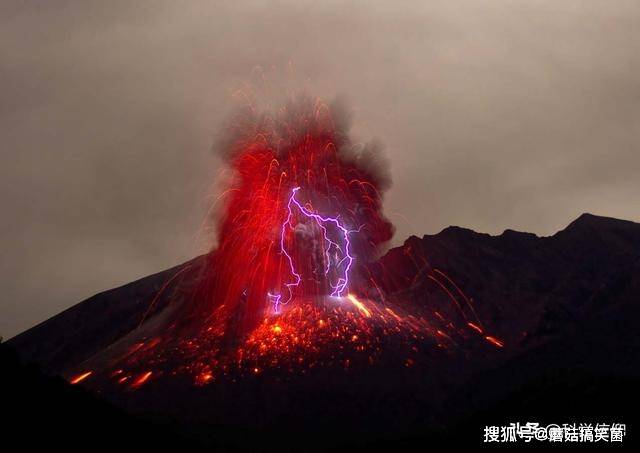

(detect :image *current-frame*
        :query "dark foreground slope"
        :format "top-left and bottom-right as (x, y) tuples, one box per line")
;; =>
(3, 339), (635, 450)
(1, 343), (198, 449)
(5, 213), (640, 449)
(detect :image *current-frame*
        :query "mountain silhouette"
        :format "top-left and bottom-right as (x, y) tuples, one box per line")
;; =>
(5, 213), (639, 449)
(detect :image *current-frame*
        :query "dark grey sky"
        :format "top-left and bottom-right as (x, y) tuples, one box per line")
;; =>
(1, 0), (639, 338)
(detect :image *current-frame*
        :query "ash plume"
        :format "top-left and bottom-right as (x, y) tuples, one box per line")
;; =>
(189, 95), (395, 333)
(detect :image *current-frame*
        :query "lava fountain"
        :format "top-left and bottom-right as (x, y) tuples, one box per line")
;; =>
(188, 96), (394, 336)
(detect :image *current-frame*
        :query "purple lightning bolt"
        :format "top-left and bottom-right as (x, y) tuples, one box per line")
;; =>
(271, 186), (355, 312)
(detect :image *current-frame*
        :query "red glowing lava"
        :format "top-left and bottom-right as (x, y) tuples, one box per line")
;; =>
(66, 96), (504, 390)
(188, 96), (394, 335)
(69, 371), (92, 385)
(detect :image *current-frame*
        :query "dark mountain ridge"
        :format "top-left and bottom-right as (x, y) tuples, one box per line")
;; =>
(9, 212), (640, 375)
(5, 213), (639, 449)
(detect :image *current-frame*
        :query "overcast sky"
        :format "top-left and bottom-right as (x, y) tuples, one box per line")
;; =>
(1, 0), (639, 338)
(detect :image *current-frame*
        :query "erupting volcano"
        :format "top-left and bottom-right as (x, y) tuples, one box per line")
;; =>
(46, 97), (504, 391)
(9, 122), (639, 447)
(197, 97), (394, 328)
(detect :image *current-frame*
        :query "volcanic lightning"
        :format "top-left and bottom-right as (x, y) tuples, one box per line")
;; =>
(273, 186), (357, 312)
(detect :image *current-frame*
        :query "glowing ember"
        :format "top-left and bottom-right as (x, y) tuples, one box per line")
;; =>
(484, 336), (504, 348)
(467, 322), (483, 334)
(131, 371), (152, 388)
(347, 294), (371, 318)
(69, 371), (92, 384)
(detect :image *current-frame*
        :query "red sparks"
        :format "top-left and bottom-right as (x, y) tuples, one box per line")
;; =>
(131, 371), (152, 388)
(467, 321), (483, 334)
(69, 371), (92, 385)
(485, 336), (505, 348)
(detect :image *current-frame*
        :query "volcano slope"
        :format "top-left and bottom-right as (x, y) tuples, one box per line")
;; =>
(6, 213), (639, 449)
